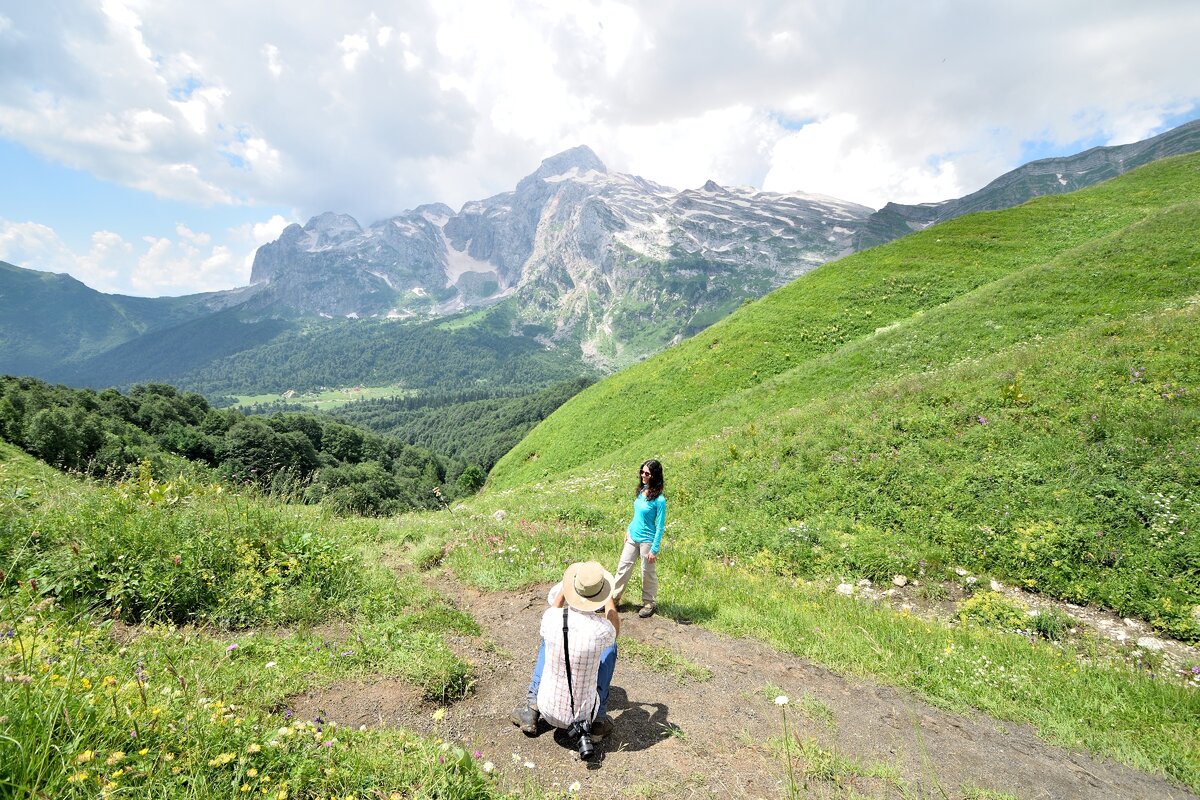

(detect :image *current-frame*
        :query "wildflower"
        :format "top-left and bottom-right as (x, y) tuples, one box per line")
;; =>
(68, 771), (90, 783)
(227, 643), (239, 653)
(432, 708), (446, 721)
(482, 761), (495, 774)
(247, 769), (258, 778)
(138, 748), (148, 756)
(512, 753), (520, 764)
(774, 695), (789, 706)
(105, 751), (126, 765)
(241, 785), (251, 793)
(524, 760), (535, 769)
(265, 661), (277, 668)
(473, 750), (482, 759)
(76, 750), (95, 764)
(247, 743), (262, 754)
(569, 781), (582, 792)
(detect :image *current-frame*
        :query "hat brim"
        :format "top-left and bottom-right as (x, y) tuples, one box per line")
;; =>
(561, 562), (615, 612)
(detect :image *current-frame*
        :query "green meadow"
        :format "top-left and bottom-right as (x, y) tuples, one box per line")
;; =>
(232, 385), (410, 413)
(3, 153), (1200, 797)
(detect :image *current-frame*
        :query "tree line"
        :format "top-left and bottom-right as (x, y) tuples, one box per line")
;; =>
(0, 375), (484, 515)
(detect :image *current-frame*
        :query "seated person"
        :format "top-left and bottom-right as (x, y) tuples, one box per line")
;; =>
(510, 561), (619, 750)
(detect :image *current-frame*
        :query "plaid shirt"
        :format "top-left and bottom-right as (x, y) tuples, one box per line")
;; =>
(535, 603), (616, 728)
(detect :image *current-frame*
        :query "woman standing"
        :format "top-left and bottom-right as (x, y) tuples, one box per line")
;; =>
(612, 459), (666, 618)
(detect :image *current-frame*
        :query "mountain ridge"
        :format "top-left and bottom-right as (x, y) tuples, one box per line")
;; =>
(4, 121), (1200, 388)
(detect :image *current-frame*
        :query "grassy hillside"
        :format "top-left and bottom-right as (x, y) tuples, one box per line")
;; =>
(488, 152), (1200, 640)
(0, 442), (503, 798)
(380, 155), (1200, 787)
(0, 261), (229, 377)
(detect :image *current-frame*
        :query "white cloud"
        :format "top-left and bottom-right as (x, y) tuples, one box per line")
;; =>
(763, 114), (963, 208)
(339, 33), (370, 71)
(132, 235), (239, 294)
(0, 221), (132, 291)
(263, 43), (283, 78)
(0, 215), (287, 296)
(0, 1), (1198, 295)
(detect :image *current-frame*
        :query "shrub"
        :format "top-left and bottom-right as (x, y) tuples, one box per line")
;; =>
(1031, 606), (1074, 641)
(3, 463), (357, 626)
(957, 591), (1029, 632)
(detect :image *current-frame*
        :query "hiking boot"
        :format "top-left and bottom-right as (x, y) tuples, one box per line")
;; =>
(509, 705), (539, 735)
(638, 602), (656, 618)
(590, 715), (614, 741)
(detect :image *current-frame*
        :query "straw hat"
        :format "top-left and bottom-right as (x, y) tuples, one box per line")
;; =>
(560, 561), (615, 612)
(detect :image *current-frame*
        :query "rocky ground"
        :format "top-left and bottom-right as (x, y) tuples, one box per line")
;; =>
(290, 564), (1199, 800)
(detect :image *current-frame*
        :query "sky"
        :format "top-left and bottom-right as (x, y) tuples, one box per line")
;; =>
(0, 1), (1197, 298)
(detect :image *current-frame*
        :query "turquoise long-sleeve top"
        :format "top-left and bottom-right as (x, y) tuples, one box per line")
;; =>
(627, 492), (667, 554)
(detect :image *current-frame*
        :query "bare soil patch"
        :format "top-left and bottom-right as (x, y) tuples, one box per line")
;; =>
(291, 569), (1198, 800)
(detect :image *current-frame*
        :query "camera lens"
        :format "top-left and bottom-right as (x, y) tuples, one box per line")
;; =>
(577, 733), (594, 760)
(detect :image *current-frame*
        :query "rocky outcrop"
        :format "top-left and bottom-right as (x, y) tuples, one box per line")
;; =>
(244, 145), (873, 365)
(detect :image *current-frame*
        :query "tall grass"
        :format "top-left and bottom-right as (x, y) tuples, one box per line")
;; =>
(0, 446), (505, 799)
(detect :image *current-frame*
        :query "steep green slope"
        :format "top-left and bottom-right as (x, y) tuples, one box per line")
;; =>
(489, 153), (1200, 637)
(0, 261), (240, 376)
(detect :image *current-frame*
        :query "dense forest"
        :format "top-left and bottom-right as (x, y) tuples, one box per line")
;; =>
(168, 302), (591, 396)
(0, 375), (481, 515)
(331, 376), (594, 469)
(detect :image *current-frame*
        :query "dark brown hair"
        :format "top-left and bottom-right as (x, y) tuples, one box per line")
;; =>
(635, 459), (664, 501)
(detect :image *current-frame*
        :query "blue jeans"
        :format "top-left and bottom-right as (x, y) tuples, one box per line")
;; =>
(526, 640), (618, 718)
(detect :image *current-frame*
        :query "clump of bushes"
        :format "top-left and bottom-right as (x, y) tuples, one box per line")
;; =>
(2, 462), (356, 626)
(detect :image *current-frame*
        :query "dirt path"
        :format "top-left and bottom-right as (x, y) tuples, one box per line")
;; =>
(291, 569), (1197, 800)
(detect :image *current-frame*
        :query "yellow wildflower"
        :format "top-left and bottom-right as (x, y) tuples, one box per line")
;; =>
(247, 768), (258, 778)
(247, 743), (262, 754)
(76, 750), (95, 764)
(105, 751), (125, 765)
(68, 771), (90, 783)
(242, 785), (252, 793)
(432, 708), (446, 721)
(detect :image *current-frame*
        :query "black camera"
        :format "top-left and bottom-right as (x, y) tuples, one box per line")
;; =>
(566, 718), (595, 760)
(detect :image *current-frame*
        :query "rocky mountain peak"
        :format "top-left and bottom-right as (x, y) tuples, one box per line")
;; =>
(530, 145), (607, 181)
(701, 179), (725, 193)
(304, 212), (362, 233)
